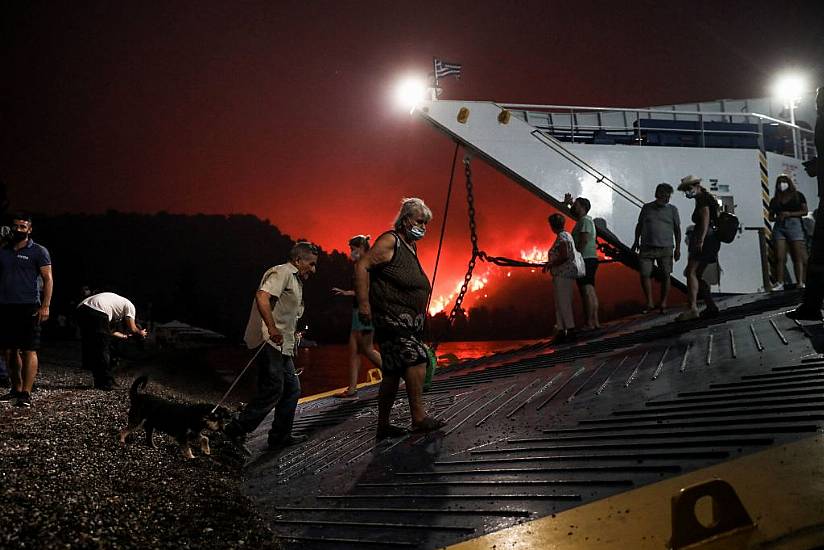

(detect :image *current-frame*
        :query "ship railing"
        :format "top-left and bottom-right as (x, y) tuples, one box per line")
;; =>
(498, 103), (816, 160)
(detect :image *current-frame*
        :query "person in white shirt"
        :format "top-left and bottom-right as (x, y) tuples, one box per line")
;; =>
(77, 291), (147, 390)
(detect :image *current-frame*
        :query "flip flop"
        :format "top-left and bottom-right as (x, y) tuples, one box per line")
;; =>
(411, 416), (446, 433)
(334, 390), (358, 399)
(376, 424), (407, 440)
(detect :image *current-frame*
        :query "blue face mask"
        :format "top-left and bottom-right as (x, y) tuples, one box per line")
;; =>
(408, 226), (426, 241)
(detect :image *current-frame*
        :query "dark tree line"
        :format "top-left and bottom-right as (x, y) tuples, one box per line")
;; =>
(1, 204), (653, 344)
(28, 211), (356, 344)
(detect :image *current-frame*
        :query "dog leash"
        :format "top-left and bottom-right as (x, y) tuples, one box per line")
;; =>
(210, 341), (269, 414)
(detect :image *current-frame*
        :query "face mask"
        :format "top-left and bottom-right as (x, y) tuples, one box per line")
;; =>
(12, 231), (28, 243)
(685, 189), (697, 199)
(779, 182), (789, 192)
(408, 226), (426, 241)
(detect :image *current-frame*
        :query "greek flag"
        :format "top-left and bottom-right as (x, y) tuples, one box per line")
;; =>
(434, 59), (462, 80)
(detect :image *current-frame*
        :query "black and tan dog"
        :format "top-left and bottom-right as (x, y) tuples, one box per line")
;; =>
(119, 376), (232, 459)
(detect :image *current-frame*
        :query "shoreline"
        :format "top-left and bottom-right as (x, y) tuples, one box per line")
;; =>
(0, 356), (278, 549)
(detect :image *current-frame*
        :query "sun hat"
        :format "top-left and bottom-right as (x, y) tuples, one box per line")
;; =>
(677, 175), (702, 191)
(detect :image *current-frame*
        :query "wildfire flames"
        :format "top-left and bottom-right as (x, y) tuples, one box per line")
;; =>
(428, 268), (494, 316)
(428, 244), (551, 316)
(520, 246), (548, 264)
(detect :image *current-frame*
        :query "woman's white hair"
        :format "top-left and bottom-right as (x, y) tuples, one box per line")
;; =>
(393, 197), (432, 232)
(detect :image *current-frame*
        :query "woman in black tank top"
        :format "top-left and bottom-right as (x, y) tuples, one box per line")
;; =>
(353, 198), (444, 440)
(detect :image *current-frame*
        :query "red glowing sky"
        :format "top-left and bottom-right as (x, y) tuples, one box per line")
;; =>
(4, 1), (823, 304)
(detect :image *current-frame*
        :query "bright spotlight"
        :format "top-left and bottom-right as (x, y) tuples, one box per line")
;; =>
(394, 77), (428, 112)
(772, 72), (807, 104)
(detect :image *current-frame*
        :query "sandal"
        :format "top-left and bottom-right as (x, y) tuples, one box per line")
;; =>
(334, 390), (358, 398)
(411, 416), (446, 433)
(376, 424), (407, 440)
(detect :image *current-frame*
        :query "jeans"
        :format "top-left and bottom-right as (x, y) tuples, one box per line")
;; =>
(77, 305), (114, 388)
(233, 345), (301, 445)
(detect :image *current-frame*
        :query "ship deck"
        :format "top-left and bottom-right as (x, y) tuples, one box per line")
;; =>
(242, 291), (824, 549)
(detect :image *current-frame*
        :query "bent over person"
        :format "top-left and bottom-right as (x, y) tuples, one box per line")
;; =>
(77, 291), (147, 390)
(225, 241), (318, 455)
(0, 213), (52, 408)
(355, 197), (445, 440)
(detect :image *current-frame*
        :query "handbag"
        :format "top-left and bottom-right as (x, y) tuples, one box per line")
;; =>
(572, 245), (586, 278)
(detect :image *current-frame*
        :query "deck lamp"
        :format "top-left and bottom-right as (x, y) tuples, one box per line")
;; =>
(772, 72), (808, 158)
(394, 76), (428, 113)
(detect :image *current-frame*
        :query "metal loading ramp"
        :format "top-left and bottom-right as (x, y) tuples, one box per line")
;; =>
(242, 292), (824, 549)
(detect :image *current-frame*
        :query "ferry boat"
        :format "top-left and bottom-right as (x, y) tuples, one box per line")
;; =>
(242, 94), (823, 549)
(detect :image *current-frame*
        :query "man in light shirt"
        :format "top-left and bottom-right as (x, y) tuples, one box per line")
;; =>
(225, 241), (318, 455)
(632, 183), (682, 313)
(77, 291), (147, 390)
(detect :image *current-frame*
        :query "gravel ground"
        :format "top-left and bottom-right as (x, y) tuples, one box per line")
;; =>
(0, 355), (279, 549)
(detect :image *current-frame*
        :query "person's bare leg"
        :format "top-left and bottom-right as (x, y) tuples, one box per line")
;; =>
(659, 276), (671, 311)
(790, 240), (808, 285)
(774, 239), (787, 284)
(578, 286), (592, 329)
(696, 263), (717, 311)
(640, 276), (654, 309)
(21, 351), (37, 393)
(7, 350), (22, 392)
(591, 287), (600, 328)
(403, 364), (427, 425)
(358, 331), (382, 368)
(345, 331), (360, 394)
(377, 373), (401, 429)
(686, 260), (700, 313)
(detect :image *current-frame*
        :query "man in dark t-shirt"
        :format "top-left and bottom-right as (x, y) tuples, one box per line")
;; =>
(0, 213), (52, 408)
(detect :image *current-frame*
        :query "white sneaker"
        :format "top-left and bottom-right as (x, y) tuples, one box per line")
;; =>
(798, 282), (806, 289)
(771, 283), (784, 292)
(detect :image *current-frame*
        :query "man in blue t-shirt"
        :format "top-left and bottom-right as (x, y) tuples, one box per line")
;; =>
(0, 213), (53, 408)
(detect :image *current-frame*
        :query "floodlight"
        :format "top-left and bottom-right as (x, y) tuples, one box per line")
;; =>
(394, 77), (428, 112)
(772, 72), (807, 105)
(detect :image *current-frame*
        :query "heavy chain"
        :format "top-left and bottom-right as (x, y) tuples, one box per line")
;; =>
(448, 156), (481, 325)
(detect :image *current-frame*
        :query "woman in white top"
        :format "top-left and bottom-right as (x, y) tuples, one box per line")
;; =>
(544, 213), (578, 342)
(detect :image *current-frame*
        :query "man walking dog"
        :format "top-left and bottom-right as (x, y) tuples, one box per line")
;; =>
(225, 241), (318, 455)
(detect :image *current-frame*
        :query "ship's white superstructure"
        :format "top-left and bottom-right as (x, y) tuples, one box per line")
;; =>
(416, 99), (817, 294)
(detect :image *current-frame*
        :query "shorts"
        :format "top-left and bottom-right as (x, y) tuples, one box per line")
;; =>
(375, 330), (428, 375)
(576, 258), (599, 289)
(639, 246), (674, 277)
(689, 231), (721, 264)
(0, 303), (42, 351)
(771, 217), (806, 242)
(351, 308), (374, 332)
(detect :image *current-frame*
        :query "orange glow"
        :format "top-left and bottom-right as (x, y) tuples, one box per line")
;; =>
(520, 245), (548, 264)
(429, 268), (495, 316)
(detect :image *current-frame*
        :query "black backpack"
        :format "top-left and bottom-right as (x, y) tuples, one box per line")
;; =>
(715, 211), (739, 243)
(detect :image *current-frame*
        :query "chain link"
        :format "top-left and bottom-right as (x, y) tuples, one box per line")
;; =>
(448, 156), (482, 325)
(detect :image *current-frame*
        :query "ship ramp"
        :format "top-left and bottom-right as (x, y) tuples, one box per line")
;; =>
(242, 291), (824, 548)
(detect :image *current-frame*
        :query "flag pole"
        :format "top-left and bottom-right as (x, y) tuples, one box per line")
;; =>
(432, 57), (439, 88)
